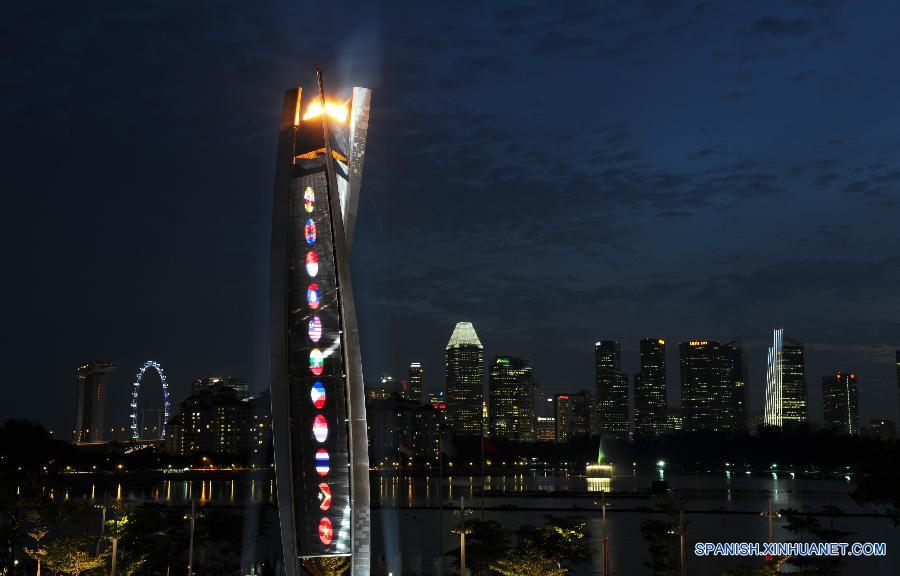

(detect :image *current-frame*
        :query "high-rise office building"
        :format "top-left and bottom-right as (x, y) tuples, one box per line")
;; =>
(724, 339), (749, 431)
(444, 322), (485, 436)
(680, 340), (740, 432)
(269, 78), (371, 569)
(407, 362), (424, 403)
(634, 339), (667, 437)
(555, 392), (591, 442)
(595, 340), (621, 372)
(822, 372), (860, 435)
(595, 340), (629, 436)
(764, 329), (807, 427)
(535, 416), (556, 442)
(72, 361), (115, 444)
(488, 356), (535, 442)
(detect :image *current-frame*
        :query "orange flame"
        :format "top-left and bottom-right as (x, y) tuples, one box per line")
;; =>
(302, 99), (349, 123)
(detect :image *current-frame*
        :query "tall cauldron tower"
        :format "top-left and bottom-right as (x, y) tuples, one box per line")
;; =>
(270, 70), (371, 575)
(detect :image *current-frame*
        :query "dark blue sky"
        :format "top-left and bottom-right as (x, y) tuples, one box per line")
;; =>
(4, 0), (898, 435)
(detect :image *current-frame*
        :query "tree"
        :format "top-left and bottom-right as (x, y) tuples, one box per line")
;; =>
(302, 556), (350, 576)
(515, 516), (592, 569)
(490, 549), (568, 576)
(781, 509), (851, 576)
(105, 507), (131, 576)
(445, 518), (510, 575)
(24, 526), (49, 576)
(43, 537), (106, 576)
(640, 518), (679, 576)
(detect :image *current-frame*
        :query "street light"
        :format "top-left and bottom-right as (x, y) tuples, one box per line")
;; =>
(760, 498), (781, 542)
(593, 494), (611, 576)
(666, 509), (686, 576)
(451, 496), (473, 576)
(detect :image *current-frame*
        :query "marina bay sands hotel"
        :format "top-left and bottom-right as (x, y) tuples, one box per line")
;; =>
(269, 71), (372, 575)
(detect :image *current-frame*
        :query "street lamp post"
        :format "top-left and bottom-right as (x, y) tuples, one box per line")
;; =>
(451, 496), (473, 576)
(187, 498), (196, 576)
(760, 497), (781, 542)
(594, 494), (611, 576)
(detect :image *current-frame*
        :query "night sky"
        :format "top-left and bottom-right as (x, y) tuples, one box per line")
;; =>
(5, 1), (899, 435)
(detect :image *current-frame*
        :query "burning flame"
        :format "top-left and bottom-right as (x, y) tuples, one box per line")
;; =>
(302, 100), (349, 123)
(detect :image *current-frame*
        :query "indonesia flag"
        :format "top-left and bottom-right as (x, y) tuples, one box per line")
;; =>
(315, 449), (330, 476)
(305, 251), (319, 277)
(318, 517), (333, 545)
(310, 382), (326, 409)
(313, 414), (329, 443)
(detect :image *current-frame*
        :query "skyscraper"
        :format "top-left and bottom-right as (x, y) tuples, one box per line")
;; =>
(822, 372), (860, 435)
(72, 361), (115, 444)
(595, 340), (629, 436)
(445, 322), (485, 436)
(407, 362), (424, 403)
(555, 392), (591, 441)
(595, 340), (621, 372)
(723, 339), (749, 431)
(634, 339), (667, 437)
(680, 340), (739, 432)
(488, 356), (535, 442)
(269, 76), (371, 572)
(764, 329), (807, 427)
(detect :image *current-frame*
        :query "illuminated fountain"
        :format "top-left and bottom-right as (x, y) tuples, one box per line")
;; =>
(586, 445), (613, 492)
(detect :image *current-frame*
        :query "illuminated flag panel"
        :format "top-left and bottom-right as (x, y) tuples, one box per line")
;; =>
(287, 167), (351, 556)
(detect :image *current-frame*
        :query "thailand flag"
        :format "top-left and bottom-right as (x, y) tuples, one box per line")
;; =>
(305, 251), (319, 277)
(315, 449), (330, 476)
(313, 414), (329, 443)
(310, 382), (326, 409)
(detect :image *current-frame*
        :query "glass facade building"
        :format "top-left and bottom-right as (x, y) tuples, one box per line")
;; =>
(634, 339), (667, 437)
(444, 322), (485, 436)
(822, 372), (860, 435)
(488, 355), (535, 441)
(595, 340), (629, 436)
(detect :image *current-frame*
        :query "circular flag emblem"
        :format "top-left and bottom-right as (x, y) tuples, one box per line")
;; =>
(307, 283), (320, 310)
(315, 449), (330, 476)
(304, 187), (315, 213)
(308, 316), (322, 342)
(318, 482), (332, 511)
(305, 251), (319, 277)
(318, 517), (333, 545)
(313, 414), (329, 443)
(305, 219), (317, 245)
(309, 349), (324, 376)
(310, 381), (326, 409)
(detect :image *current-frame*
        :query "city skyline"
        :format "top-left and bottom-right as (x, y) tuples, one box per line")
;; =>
(6, 0), (900, 445)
